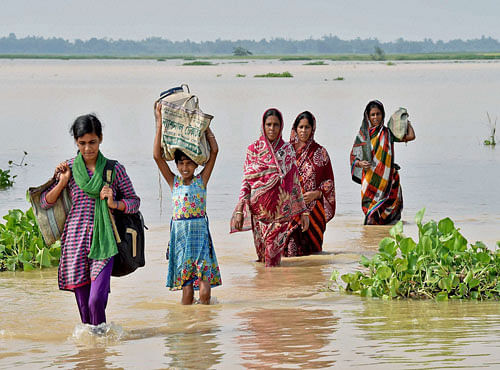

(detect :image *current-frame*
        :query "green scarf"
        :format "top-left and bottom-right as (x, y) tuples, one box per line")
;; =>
(73, 151), (117, 260)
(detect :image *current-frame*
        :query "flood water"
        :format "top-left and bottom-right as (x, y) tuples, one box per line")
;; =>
(0, 59), (499, 368)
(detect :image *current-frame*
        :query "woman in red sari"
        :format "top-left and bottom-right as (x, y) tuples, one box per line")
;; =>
(231, 108), (309, 267)
(284, 111), (336, 256)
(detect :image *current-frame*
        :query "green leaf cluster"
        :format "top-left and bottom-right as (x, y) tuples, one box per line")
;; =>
(0, 168), (16, 189)
(0, 208), (60, 271)
(254, 71), (293, 78)
(334, 208), (500, 301)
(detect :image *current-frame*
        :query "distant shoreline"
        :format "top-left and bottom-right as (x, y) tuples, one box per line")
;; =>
(1, 52), (500, 61)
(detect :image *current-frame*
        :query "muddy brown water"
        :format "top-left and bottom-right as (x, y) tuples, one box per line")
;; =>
(0, 60), (499, 368)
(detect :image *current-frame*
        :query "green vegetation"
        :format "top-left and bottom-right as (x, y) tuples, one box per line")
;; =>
(0, 208), (61, 271)
(279, 56), (313, 61)
(254, 71), (293, 78)
(236, 74), (246, 77)
(484, 112), (497, 146)
(182, 60), (217, 66)
(233, 46), (252, 56)
(156, 58), (166, 62)
(304, 61), (327, 65)
(2, 53), (500, 61)
(0, 152), (28, 190)
(386, 61), (395, 66)
(0, 169), (16, 189)
(333, 76), (344, 81)
(329, 208), (500, 301)
(371, 46), (386, 61)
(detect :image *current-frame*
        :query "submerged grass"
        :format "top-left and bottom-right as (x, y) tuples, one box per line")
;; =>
(254, 71), (293, 78)
(329, 208), (500, 301)
(484, 112), (497, 146)
(182, 60), (217, 66)
(304, 61), (327, 65)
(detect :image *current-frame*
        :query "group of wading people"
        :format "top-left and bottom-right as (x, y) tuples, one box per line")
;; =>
(41, 99), (415, 329)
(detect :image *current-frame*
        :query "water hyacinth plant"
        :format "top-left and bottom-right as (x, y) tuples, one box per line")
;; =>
(0, 168), (16, 189)
(0, 208), (61, 271)
(330, 208), (500, 301)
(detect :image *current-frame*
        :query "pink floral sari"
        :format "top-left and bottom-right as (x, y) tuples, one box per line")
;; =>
(231, 109), (306, 266)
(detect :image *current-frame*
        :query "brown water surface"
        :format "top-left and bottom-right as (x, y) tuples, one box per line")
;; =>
(1, 60), (499, 368)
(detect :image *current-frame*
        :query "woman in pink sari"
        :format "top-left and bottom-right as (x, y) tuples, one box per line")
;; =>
(231, 108), (309, 267)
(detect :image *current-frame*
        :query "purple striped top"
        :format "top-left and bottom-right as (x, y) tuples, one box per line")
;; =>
(41, 157), (140, 291)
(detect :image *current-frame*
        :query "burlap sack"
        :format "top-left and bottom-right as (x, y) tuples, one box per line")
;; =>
(161, 99), (213, 165)
(28, 178), (72, 246)
(387, 107), (409, 141)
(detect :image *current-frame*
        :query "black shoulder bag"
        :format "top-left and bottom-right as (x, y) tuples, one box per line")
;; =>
(103, 160), (146, 277)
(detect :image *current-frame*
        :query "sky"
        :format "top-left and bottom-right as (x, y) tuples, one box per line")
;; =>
(2, 0), (500, 42)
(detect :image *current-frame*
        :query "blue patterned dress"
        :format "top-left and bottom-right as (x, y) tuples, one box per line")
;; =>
(167, 175), (222, 290)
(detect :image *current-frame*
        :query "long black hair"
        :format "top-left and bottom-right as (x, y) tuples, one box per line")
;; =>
(263, 108), (283, 126)
(364, 100), (385, 121)
(292, 111), (314, 131)
(70, 114), (103, 140)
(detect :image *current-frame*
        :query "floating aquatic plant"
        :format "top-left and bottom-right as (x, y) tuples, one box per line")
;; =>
(329, 208), (500, 301)
(254, 71), (293, 78)
(304, 61), (327, 65)
(182, 61), (217, 66)
(0, 208), (61, 271)
(0, 152), (28, 190)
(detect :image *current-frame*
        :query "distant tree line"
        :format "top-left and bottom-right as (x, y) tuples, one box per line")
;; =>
(1, 33), (500, 55)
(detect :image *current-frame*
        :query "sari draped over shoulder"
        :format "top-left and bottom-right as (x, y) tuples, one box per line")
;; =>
(285, 112), (336, 256)
(231, 108), (306, 266)
(349, 100), (403, 225)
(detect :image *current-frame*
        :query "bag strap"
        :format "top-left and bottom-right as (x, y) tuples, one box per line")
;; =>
(102, 159), (121, 243)
(103, 159), (117, 186)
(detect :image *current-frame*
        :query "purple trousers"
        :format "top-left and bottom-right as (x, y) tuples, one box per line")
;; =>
(74, 257), (113, 326)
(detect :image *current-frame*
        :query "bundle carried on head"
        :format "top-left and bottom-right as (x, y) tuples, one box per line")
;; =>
(159, 84), (213, 165)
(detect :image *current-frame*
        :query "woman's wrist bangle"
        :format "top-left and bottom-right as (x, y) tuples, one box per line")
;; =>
(235, 211), (244, 215)
(303, 212), (310, 216)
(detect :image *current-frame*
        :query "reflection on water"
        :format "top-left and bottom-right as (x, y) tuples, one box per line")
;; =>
(52, 347), (121, 370)
(238, 308), (339, 369)
(345, 299), (500, 368)
(163, 308), (223, 369)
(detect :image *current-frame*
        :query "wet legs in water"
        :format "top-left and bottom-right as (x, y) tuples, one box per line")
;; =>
(74, 258), (114, 325)
(181, 280), (211, 305)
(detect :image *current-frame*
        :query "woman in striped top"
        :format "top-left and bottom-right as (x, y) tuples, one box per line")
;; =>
(41, 114), (140, 328)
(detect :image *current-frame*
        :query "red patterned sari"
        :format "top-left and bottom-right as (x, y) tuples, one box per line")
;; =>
(284, 112), (336, 256)
(231, 109), (306, 267)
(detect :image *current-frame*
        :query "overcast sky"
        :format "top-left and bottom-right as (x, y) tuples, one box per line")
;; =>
(2, 0), (499, 42)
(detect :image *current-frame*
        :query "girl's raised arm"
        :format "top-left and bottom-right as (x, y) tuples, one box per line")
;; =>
(200, 127), (218, 187)
(153, 101), (175, 189)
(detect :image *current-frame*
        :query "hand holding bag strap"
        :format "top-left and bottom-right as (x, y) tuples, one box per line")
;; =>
(103, 159), (121, 243)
